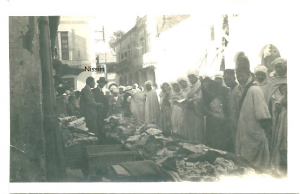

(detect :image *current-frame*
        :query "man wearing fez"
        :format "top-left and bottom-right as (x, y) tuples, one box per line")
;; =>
(235, 66), (271, 170)
(80, 77), (102, 136)
(92, 77), (109, 142)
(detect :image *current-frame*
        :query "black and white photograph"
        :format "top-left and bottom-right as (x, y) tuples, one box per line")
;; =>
(2, 0), (300, 193)
(9, 13), (289, 182)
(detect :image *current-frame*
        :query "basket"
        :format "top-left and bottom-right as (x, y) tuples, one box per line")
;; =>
(84, 145), (140, 177)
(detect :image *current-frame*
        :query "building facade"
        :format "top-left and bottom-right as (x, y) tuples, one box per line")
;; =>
(56, 16), (100, 91)
(114, 16), (157, 87)
(114, 15), (191, 88)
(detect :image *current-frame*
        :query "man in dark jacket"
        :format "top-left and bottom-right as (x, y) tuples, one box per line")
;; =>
(80, 77), (101, 136)
(92, 77), (108, 143)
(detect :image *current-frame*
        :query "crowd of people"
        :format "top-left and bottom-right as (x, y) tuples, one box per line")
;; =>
(64, 56), (287, 177)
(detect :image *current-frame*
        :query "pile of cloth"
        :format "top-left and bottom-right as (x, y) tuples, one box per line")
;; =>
(60, 116), (98, 148)
(175, 156), (255, 181)
(102, 116), (259, 181)
(104, 117), (140, 140)
(104, 160), (171, 182)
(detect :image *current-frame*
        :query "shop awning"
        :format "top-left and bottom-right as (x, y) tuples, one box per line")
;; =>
(52, 59), (85, 77)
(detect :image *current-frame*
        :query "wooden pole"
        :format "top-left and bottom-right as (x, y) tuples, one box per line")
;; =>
(38, 16), (65, 181)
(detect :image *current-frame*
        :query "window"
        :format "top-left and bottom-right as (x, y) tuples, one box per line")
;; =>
(60, 32), (69, 60)
(211, 26), (215, 41)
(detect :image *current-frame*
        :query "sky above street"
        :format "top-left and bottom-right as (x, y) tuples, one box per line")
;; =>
(94, 13), (143, 53)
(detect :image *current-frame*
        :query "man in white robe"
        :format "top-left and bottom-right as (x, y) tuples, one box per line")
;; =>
(235, 66), (271, 170)
(144, 80), (160, 126)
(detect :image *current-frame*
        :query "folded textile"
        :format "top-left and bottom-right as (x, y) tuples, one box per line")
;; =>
(126, 135), (141, 142)
(119, 160), (162, 177)
(156, 148), (175, 164)
(144, 123), (159, 129)
(111, 165), (131, 176)
(176, 160), (217, 179)
(213, 157), (238, 174)
(186, 150), (224, 164)
(146, 128), (162, 135)
(67, 117), (85, 127)
(181, 143), (207, 154)
(162, 158), (178, 172)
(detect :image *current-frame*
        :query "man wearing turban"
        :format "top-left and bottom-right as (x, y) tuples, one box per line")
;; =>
(235, 66), (271, 170)
(181, 69), (205, 143)
(144, 80), (160, 126)
(254, 65), (269, 103)
(124, 85), (145, 123)
(177, 76), (191, 98)
(118, 86), (125, 99)
(169, 81), (184, 136)
(267, 57), (287, 176)
(108, 87), (123, 119)
(122, 86), (133, 118)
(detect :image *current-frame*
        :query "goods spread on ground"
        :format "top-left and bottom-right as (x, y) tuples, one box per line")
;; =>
(58, 115), (263, 181)
(100, 116), (261, 182)
(59, 116), (98, 168)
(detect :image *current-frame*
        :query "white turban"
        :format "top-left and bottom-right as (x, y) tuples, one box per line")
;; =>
(124, 86), (132, 91)
(110, 85), (118, 90)
(112, 88), (119, 93)
(254, 65), (268, 75)
(186, 69), (200, 77)
(271, 57), (287, 68)
(177, 76), (189, 83)
(145, 80), (152, 86)
(119, 86), (125, 90)
(214, 71), (224, 79)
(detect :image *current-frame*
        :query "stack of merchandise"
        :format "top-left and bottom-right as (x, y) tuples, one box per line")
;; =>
(59, 116), (98, 169)
(67, 117), (88, 131)
(104, 117), (141, 142)
(60, 117), (97, 148)
(102, 117), (258, 181)
(161, 143), (256, 181)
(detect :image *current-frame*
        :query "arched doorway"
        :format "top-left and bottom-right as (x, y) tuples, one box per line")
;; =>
(259, 44), (281, 73)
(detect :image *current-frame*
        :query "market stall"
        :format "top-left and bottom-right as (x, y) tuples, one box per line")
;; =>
(59, 116), (98, 170)
(59, 115), (264, 182)
(98, 116), (264, 182)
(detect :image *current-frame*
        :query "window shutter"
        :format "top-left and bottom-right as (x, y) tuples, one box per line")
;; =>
(60, 32), (69, 60)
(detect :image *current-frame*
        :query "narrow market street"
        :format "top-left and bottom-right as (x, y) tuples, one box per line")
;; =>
(9, 13), (289, 183)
